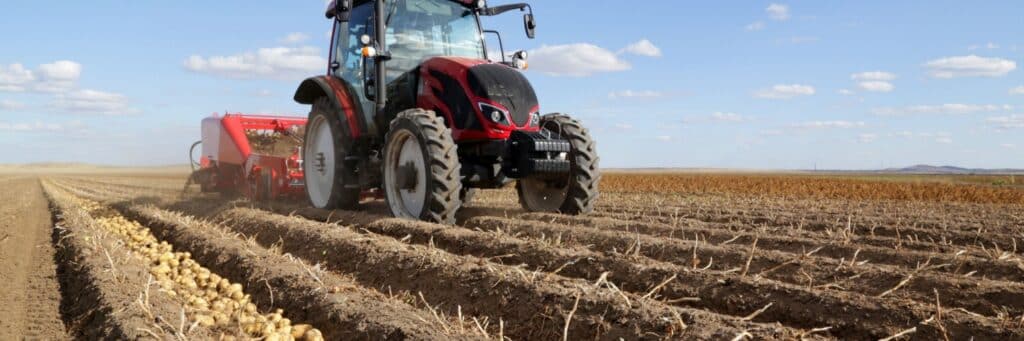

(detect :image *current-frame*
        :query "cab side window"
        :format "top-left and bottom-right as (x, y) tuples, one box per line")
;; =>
(332, 3), (374, 89)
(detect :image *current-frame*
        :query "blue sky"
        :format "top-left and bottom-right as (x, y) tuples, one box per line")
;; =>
(1, 1), (1022, 169)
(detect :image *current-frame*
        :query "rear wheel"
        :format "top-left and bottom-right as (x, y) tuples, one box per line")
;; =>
(303, 97), (360, 209)
(517, 113), (600, 214)
(383, 109), (462, 224)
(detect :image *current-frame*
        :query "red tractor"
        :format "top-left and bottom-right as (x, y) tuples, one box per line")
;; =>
(293, 0), (599, 224)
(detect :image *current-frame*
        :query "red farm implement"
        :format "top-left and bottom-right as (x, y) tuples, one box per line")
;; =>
(187, 113), (307, 200)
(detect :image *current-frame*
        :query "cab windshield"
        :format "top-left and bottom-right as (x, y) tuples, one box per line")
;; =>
(386, 0), (485, 73)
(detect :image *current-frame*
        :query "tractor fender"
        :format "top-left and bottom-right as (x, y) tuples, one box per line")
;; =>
(294, 76), (368, 139)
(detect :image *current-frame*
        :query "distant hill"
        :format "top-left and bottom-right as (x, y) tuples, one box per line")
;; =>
(881, 164), (1024, 175)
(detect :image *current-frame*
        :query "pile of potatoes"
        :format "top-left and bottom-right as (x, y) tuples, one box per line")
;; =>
(77, 199), (322, 341)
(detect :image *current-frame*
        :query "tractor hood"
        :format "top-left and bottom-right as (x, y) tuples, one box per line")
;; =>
(465, 62), (539, 126)
(421, 57), (540, 131)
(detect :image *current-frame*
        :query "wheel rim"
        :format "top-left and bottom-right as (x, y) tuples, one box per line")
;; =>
(384, 129), (427, 219)
(304, 115), (336, 208)
(520, 177), (570, 212)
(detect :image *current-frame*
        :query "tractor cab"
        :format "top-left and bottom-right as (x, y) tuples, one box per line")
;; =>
(295, 0), (599, 224)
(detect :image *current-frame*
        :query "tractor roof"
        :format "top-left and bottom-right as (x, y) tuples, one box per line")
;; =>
(327, 0), (478, 18)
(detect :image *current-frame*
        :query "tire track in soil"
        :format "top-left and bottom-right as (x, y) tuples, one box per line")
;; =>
(0, 179), (66, 340)
(203, 207), (811, 340)
(117, 204), (482, 341)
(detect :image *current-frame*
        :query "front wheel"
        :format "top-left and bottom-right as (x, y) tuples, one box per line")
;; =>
(382, 109), (462, 224)
(517, 113), (600, 215)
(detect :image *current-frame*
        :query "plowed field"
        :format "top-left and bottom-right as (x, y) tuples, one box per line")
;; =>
(3, 171), (1022, 340)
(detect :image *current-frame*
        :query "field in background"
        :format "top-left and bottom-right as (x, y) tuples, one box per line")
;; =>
(602, 172), (1024, 204)
(2, 169), (1022, 339)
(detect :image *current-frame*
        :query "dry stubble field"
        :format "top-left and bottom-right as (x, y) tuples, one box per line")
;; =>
(1, 171), (1022, 340)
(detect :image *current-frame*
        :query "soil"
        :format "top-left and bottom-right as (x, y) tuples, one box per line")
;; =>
(0, 178), (66, 340)
(10, 172), (1023, 340)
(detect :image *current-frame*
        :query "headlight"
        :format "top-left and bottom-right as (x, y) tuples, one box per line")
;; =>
(479, 103), (509, 125)
(530, 112), (541, 126)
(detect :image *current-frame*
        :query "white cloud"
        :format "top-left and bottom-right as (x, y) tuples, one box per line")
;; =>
(760, 129), (784, 136)
(1002, 143), (1017, 149)
(613, 123), (634, 130)
(0, 63), (36, 92)
(766, 3), (790, 21)
(789, 121), (865, 129)
(851, 71), (896, 81)
(0, 60), (83, 93)
(529, 43), (631, 77)
(655, 135), (673, 142)
(986, 114), (1024, 130)
(620, 39), (662, 57)
(0, 121), (65, 133)
(0, 99), (24, 110)
(254, 89), (274, 97)
(754, 84), (815, 99)
(857, 81), (894, 93)
(184, 46), (327, 80)
(837, 89), (855, 96)
(872, 104), (1012, 116)
(745, 21), (765, 31)
(858, 133), (878, 143)
(684, 112), (751, 124)
(53, 89), (138, 116)
(608, 90), (663, 99)
(1010, 86), (1024, 95)
(35, 60), (82, 93)
(968, 42), (999, 51)
(924, 55), (1016, 78)
(889, 131), (956, 144)
(710, 112), (748, 123)
(281, 32), (310, 45)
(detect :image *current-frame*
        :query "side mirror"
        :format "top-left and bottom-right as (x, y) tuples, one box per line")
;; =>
(524, 13), (536, 39)
(328, 0), (352, 21)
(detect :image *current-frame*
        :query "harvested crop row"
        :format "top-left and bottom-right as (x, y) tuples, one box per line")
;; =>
(593, 208), (1024, 280)
(465, 215), (1024, 316)
(521, 213), (1024, 293)
(599, 195), (1024, 236)
(45, 184), (323, 341)
(569, 207), (977, 257)
(43, 182), (219, 340)
(117, 204), (481, 341)
(275, 206), (1021, 339)
(599, 204), (1023, 252)
(206, 207), (810, 340)
(57, 176), (180, 200)
(284, 208), (858, 336)
(462, 216), (1024, 336)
